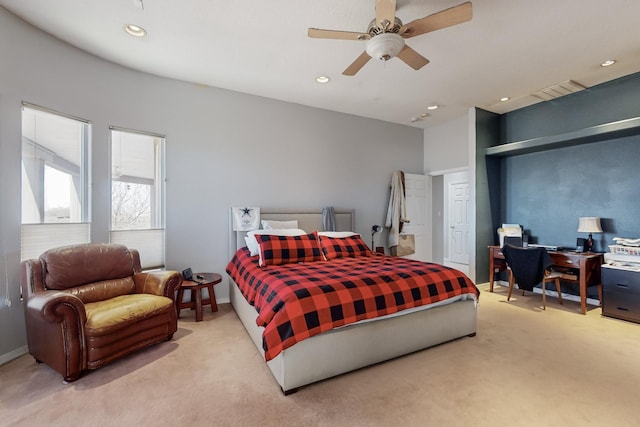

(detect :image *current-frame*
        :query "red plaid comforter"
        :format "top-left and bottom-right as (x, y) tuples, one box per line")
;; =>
(226, 248), (479, 361)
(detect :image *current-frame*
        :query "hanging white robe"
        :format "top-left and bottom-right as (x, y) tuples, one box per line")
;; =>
(385, 171), (408, 248)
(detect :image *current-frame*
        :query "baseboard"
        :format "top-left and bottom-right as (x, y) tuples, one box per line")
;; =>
(0, 345), (28, 366)
(490, 280), (600, 306)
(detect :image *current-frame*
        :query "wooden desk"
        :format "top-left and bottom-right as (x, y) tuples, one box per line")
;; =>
(488, 246), (603, 314)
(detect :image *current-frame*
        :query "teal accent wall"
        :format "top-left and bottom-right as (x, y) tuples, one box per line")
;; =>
(502, 72), (640, 143)
(501, 135), (639, 251)
(496, 72), (640, 252)
(475, 108), (500, 283)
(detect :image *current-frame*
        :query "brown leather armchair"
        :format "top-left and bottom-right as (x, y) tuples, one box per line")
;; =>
(20, 243), (182, 382)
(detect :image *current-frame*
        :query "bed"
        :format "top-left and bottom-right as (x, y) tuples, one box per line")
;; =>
(227, 209), (479, 394)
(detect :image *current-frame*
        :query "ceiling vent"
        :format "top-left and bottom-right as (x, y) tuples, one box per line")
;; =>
(532, 80), (588, 101)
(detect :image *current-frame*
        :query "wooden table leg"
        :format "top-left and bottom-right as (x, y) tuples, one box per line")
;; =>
(579, 263), (587, 315)
(194, 286), (203, 322)
(207, 284), (218, 312)
(176, 288), (185, 318)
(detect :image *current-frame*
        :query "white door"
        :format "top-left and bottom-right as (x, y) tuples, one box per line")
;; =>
(402, 173), (429, 261)
(447, 180), (470, 266)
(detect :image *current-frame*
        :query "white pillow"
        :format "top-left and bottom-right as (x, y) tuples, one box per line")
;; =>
(317, 231), (359, 238)
(261, 219), (299, 230)
(244, 228), (306, 256)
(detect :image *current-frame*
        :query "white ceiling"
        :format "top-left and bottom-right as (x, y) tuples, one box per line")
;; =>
(3, 0), (640, 128)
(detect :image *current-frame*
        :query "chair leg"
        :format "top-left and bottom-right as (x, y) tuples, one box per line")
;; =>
(542, 280), (546, 310)
(554, 279), (563, 305)
(507, 271), (515, 301)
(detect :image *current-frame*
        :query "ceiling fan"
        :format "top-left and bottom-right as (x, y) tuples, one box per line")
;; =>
(308, 0), (472, 76)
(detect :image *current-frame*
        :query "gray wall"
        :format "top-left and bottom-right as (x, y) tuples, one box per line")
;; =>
(496, 72), (640, 252)
(423, 113), (470, 173)
(423, 112), (472, 272)
(0, 8), (423, 360)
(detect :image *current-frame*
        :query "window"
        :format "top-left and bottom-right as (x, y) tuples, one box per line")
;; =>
(109, 128), (165, 269)
(21, 104), (90, 260)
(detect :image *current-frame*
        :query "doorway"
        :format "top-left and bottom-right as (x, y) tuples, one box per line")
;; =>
(402, 173), (429, 262)
(431, 169), (470, 276)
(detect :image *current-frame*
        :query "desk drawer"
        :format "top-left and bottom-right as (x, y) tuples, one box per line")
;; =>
(602, 267), (640, 323)
(602, 289), (640, 323)
(551, 253), (581, 268)
(603, 267), (640, 291)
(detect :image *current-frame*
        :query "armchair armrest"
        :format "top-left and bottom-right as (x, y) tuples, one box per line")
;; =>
(26, 290), (87, 325)
(133, 270), (182, 300)
(23, 290), (88, 380)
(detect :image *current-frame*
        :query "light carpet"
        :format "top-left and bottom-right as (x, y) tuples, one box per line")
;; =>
(2, 283), (640, 427)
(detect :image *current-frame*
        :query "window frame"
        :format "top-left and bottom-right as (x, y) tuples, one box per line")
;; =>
(20, 102), (91, 261)
(108, 126), (166, 269)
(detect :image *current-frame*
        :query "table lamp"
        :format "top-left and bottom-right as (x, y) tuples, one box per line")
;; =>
(577, 217), (602, 252)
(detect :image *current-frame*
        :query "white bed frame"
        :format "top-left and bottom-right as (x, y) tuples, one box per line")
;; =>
(228, 209), (477, 394)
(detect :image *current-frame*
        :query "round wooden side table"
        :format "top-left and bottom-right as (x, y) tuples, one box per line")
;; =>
(176, 272), (222, 322)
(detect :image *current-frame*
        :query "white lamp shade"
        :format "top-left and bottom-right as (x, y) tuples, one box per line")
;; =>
(366, 33), (405, 61)
(577, 217), (602, 233)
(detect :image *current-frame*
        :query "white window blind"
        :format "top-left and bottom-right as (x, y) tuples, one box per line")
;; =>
(21, 223), (90, 261)
(21, 104), (91, 261)
(110, 229), (165, 270)
(110, 128), (165, 269)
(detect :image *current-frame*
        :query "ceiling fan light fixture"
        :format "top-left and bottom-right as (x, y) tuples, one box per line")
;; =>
(309, 1), (472, 75)
(366, 33), (405, 61)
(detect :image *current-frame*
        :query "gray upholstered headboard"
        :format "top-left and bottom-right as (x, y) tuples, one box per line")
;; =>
(228, 208), (355, 256)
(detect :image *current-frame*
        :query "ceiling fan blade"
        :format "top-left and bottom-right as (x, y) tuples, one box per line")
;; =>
(396, 45), (430, 70)
(308, 28), (370, 41)
(375, 0), (397, 29)
(400, 1), (472, 39)
(343, 51), (372, 76)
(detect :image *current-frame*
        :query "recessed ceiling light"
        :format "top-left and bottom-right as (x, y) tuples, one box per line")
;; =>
(500, 97), (510, 102)
(124, 24), (147, 37)
(419, 112), (430, 118)
(315, 75), (330, 84)
(427, 105), (439, 110)
(601, 59), (616, 67)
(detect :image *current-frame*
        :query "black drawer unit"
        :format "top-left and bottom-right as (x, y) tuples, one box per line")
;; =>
(602, 266), (640, 323)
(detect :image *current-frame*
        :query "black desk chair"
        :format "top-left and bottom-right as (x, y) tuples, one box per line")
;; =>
(502, 244), (563, 310)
